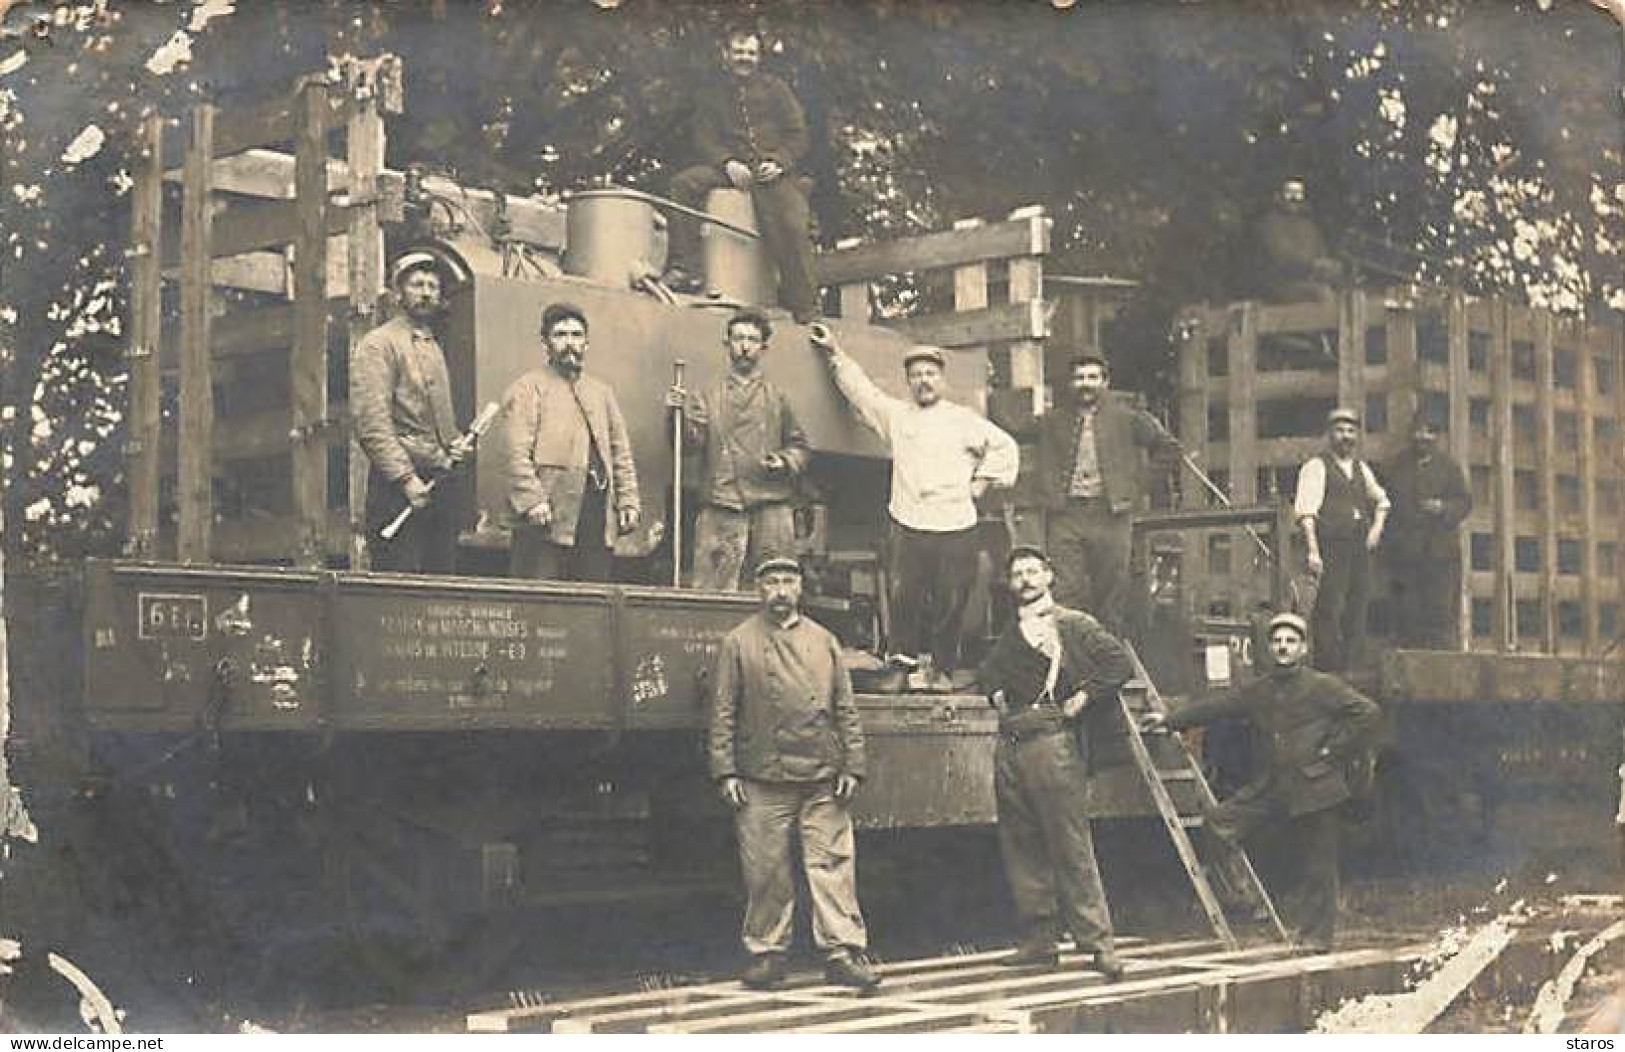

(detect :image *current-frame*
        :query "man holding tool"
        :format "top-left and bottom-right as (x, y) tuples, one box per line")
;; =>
(351, 250), (472, 573)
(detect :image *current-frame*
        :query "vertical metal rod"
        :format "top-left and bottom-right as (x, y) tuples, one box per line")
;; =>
(671, 359), (686, 588)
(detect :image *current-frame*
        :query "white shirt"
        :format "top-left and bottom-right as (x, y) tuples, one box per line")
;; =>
(828, 352), (1020, 532)
(1016, 595), (1060, 657)
(1293, 453), (1390, 524)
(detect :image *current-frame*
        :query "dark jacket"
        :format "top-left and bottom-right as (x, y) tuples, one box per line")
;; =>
(1380, 446), (1471, 563)
(691, 72), (809, 171)
(1034, 393), (1179, 515)
(685, 376), (810, 511)
(1168, 665), (1380, 816)
(979, 605), (1134, 735)
(351, 315), (460, 484)
(708, 612), (866, 783)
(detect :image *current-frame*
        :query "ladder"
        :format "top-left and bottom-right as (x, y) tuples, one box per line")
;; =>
(1117, 641), (1291, 950)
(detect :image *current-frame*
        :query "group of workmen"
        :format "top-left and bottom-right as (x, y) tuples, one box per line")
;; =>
(349, 24), (1474, 992)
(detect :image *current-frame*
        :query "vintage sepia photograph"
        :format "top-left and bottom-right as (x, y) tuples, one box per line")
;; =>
(0, 0), (1623, 1035)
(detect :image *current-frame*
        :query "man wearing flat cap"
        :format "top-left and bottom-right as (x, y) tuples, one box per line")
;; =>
(979, 545), (1131, 979)
(811, 327), (1020, 693)
(1143, 612), (1380, 951)
(351, 250), (471, 573)
(1293, 407), (1389, 673)
(708, 555), (880, 991)
(503, 302), (641, 581)
(1381, 409), (1471, 649)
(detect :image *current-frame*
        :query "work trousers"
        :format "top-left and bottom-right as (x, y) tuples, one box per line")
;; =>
(509, 483), (614, 582)
(1387, 553), (1462, 650)
(994, 728), (1116, 953)
(1046, 500), (1134, 633)
(668, 166), (818, 319)
(1208, 791), (1342, 946)
(734, 779), (868, 957)
(1310, 535), (1370, 674)
(891, 523), (979, 674)
(691, 502), (797, 592)
(365, 467), (461, 574)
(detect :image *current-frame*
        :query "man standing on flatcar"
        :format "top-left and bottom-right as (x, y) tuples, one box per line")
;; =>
(810, 326), (1020, 693)
(1294, 407), (1389, 673)
(979, 545), (1129, 979)
(661, 27), (820, 323)
(709, 556), (881, 991)
(503, 302), (641, 581)
(352, 251), (470, 573)
(1381, 409), (1472, 649)
(1142, 613), (1380, 951)
(668, 309), (811, 590)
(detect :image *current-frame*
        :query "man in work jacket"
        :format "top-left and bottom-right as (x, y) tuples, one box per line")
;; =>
(669, 309), (811, 590)
(708, 556), (880, 991)
(1143, 612), (1381, 950)
(811, 326), (1020, 693)
(351, 251), (470, 573)
(1294, 407), (1389, 674)
(1034, 354), (1180, 635)
(663, 27), (819, 322)
(502, 302), (640, 581)
(1380, 410), (1472, 649)
(978, 545), (1131, 979)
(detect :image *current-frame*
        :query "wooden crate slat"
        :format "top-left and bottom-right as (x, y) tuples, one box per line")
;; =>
(346, 90), (388, 570)
(178, 104), (216, 562)
(213, 510), (351, 564)
(127, 111), (165, 559)
(290, 80), (332, 567)
(892, 299), (1046, 349)
(815, 212), (1049, 287)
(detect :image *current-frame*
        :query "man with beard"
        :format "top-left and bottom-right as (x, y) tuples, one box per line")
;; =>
(668, 309), (811, 590)
(1258, 178), (1342, 308)
(709, 556), (880, 991)
(1034, 354), (1179, 634)
(1294, 408), (1389, 673)
(1380, 410), (1472, 649)
(979, 546), (1130, 979)
(502, 302), (640, 581)
(1142, 613), (1380, 951)
(662, 27), (819, 322)
(351, 251), (471, 573)
(810, 326), (1020, 693)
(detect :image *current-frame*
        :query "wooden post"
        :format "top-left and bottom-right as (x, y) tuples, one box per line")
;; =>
(1489, 301), (1516, 651)
(177, 104), (216, 563)
(1387, 299), (1419, 449)
(1177, 312), (1208, 511)
(1446, 292), (1473, 650)
(346, 88), (386, 571)
(1576, 319), (1600, 654)
(1336, 288), (1367, 423)
(1228, 304), (1258, 506)
(838, 282), (870, 324)
(1534, 310), (1558, 652)
(950, 218), (991, 416)
(125, 111), (165, 560)
(1004, 205), (1049, 419)
(291, 81), (331, 567)
(1613, 323), (1625, 647)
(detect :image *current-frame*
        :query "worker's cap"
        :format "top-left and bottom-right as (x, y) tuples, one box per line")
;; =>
(902, 345), (947, 370)
(390, 248), (469, 290)
(1326, 407), (1361, 428)
(1267, 612), (1310, 640)
(754, 555), (803, 578)
(1005, 545), (1052, 572)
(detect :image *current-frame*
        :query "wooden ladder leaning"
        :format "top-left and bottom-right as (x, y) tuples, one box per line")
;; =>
(1117, 641), (1291, 950)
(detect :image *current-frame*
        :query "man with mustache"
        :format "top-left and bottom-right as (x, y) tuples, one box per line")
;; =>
(709, 556), (880, 991)
(502, 302), (641, 581)
(979, 545), (1130, 979)
(1380, 409), (1471, 649)
(811, 326), (1020, 693)
(351, 251), (471, 573)
(662, 27), (820, 323)
(1034, 354), (1180, 634)
(1142, 613), (1380, 951)
(668, 309), (811, 590)
(1294, 407), (1389, 673)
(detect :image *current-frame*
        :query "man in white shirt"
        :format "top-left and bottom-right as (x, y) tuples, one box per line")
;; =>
(1293, 407), (1389, 674)
(811, 326), (1019, 692)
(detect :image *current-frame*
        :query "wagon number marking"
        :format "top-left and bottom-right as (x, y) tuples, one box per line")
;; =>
(137, 592), (208, 641)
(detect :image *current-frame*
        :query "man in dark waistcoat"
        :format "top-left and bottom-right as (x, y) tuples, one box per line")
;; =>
(708, 556), (880, 991)
(1142, 612), (1380, 950)
(978, 545), (1131, 979)
(1380, 411), (1472, 649)
(1294, 407), (1390, 673)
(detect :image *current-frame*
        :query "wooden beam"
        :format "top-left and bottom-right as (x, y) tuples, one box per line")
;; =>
(164, 237), (352, 297)
(1228, 305), (1259, 505)
(814, 211), (1049, 287)
(346, 89), (387, 571)
(892, 299), (1046, 350)
(178, 104), (216, 563)
(291, 81), (332, 567)
(1578, 323), (1601, 653)
(200, 196), (349, 260)
(1447, 292), (1473, 650)
(126, 111), (165, 560)
(211, 94), (294, 158)
(1176, 313), (1208, 511)
(1490, 301), (1516, 650)
(1386, 301), (1419, 445)
(1205, 370), (1338, 402)
(214, 510), (351, 565)
(1005, 206), (1048, 417)
(1336, 287), (1367, 422)
(1534, 311), (1558, 652)
(950, 217), (991, 418)
(161, 404), (349, 462)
